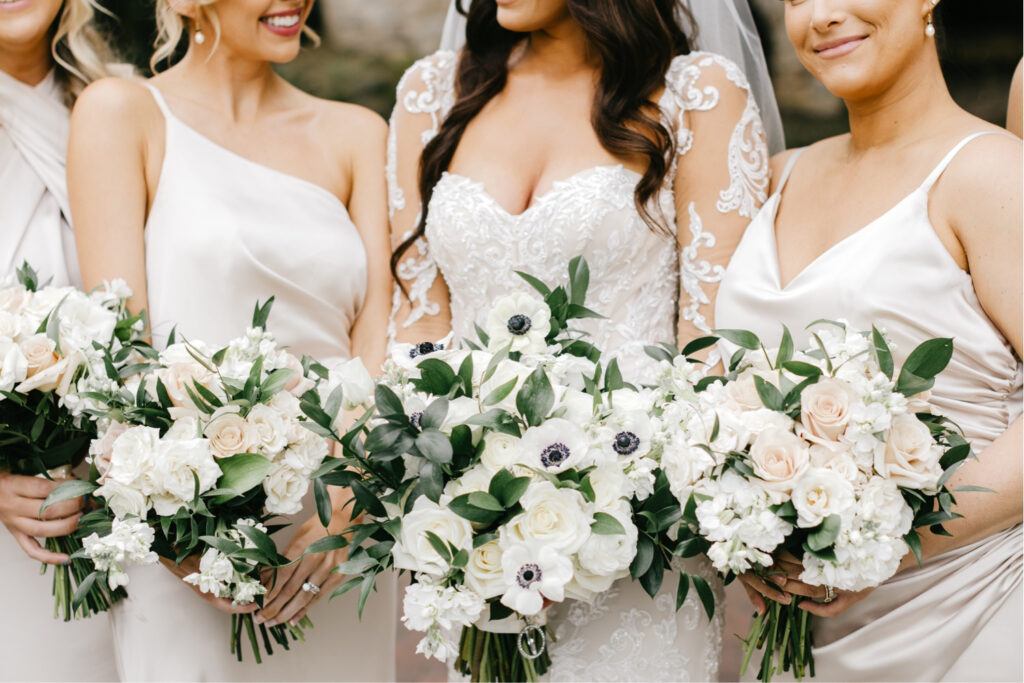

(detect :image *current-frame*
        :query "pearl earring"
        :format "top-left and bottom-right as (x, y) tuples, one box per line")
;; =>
(925, 13), (935, 37)
(195, 28), (206, 45)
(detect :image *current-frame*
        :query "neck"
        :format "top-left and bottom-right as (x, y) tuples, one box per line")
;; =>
(522, 15), (597, 78)
(167, 42), (278, 122)
(844, 49), (958, 151)
(0, 34), (54, 86)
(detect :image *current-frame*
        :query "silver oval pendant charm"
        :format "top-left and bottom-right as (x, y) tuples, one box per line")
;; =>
(517, 623), (546, 660)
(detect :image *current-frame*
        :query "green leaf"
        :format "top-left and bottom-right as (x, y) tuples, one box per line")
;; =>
(314, 478), (332, 528)
(415, 430), (453, 465)
(638, 555), (664, 598)
(237, 524), (281, 563)
(482, 378), (519, 407)
(467, 492), (505, 512)
(644, 345), (675, 364)
(212, 453), (273, 502)
(872, 326), (895, 379)
(419, 462), (444, 503)
(675, 573), (691, 611)
(753, 376), (783, 412)
(900, 338), (954, 383)
(781, 361), (822, 378)
(895, 370), (935, 398)
(567, 256), (590, 307)
(591, 511), (626, 535)
(473, 533), (499, 549)
(713, 328), (761, 351)
(776, 326), (794, 367)
(303, 535), (348, 556)
(904, 529), (923, 566)
(806, 514), (842, 552)
(251, 297), (275, 329)
(71, 571), (101, 612)
(682, 336), (719, 357)
(40, 479), (97, 513)
(448, 494), (502, 525)
(414, 359), (458, 396)
(350, 479), (387, 517)
(260, 368), (294, 398)
(514, 271), (552, 297)
(488, 469), (530, 508)
(423, 531), (453, 563)
(604, 358), (625, 392)
(952, 485), (995, 493)
(692, 574), (716, 621)
(465, 409), (521, 438)
(629, 534), (655, 579)
(374, 385), (405, 418)
(419, 397), (449, 431)
(516, 368), (554, 427)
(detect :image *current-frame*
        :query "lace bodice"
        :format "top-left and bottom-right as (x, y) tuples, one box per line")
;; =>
(388, 50), (769, 383)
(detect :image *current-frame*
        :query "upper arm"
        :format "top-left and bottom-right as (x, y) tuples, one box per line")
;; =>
(387, 52), (457, 346)
(341, 106), (392, 372)
(1007, 58), (1022, 138)
(68, 78), (155, 316)
(943, 136), (1023, 357)
(671, 55), (770, 345)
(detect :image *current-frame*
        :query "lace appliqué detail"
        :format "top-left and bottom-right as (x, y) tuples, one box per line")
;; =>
(679, 203), (724, 336)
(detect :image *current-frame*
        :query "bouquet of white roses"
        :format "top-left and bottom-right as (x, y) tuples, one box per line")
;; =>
(43, 299), (369, 663)
(319, 259), (706, 682)
(656, 321), (975, 681)
(0, 262), (145, 620)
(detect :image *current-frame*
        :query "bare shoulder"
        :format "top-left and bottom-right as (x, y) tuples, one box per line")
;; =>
(313, 98), (387, 158)
(767, 135), (847, 192)
(71, 77), (158, 131)
(937, 126), (1022, 235)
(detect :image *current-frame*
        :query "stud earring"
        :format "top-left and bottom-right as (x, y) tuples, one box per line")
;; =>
(925, 13), (935, 37)
(195, 28), (206, 45)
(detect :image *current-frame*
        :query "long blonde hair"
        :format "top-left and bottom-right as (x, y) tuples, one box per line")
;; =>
(52, 0), (120, 105)
(152, 0), (320, 72)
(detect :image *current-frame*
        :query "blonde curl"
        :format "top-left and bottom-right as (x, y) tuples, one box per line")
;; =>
(51, 0), (123, 105)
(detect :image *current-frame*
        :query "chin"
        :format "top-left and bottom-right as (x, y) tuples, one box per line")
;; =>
(495, 8), (539, 33)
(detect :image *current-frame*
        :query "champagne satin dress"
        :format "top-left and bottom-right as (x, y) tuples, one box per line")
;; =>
(106, 84), (396, 681)
(716, 132), (1023, 682)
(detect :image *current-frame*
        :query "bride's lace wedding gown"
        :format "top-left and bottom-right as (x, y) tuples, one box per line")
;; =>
(388, 49), (769, 681)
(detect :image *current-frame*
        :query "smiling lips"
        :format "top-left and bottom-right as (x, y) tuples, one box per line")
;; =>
(814, 35), (867, 59)
(259, 9), (303, 37)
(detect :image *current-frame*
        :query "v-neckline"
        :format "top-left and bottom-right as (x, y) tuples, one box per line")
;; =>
(768, 183), (923, 291)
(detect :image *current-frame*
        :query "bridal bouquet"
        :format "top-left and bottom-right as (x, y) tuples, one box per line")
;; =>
(657, 321), (974, 681)
(0, 263), (145, 620)
(319, 259), (695, 682)
(43, 299), (367, 663)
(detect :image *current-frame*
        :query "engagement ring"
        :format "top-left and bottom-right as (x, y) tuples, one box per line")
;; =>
(822, 585), (836, 604)
(301, 582), (321, 595)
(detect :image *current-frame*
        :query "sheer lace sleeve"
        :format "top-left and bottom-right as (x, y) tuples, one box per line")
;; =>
(665, 52), (770, 347)
(386, 50), (458, 346)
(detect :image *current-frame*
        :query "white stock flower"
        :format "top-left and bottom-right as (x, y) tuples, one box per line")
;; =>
(856, 476), (914, 538)
(517, 419), (588, 475)
(500, 542), (574, 615)
(56, 292), (117, 353)
(263, 463), (310, 515)
(791, 468), (855, 528)
(392, 497), (474, 577)
(658, 356), (703, 399)
(502, 481), (591, 555)
(485, 293), (552, 355)
(82, 517), (157, 573)
(661, 436), (716, 504)
(183, 548), (234, 597)
(233, 577), (267, 605)
(874, 414), (943, 492)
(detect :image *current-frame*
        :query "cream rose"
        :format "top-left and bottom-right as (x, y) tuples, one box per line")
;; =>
(19, 334), (59, 378)
(90, 422), (131, 481)
(791, 468), (855, 528)
(800, 378), (854, 442)
(874, 414), (943, 492)
(465, 539), (506, 598)
(749, 427), (810, 503)
(157, 361), (217, 409)
(392, 497), (474, 577)
(204, 407), (258, 459)
(502, 481), (591, 555)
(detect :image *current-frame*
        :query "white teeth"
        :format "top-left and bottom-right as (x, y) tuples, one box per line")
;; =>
(263, 14), (300, 28)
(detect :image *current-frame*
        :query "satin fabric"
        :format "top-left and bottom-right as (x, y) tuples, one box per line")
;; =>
(108, 84), (396, 682)
(716, 133), (1023, 682)
(0, 71), (118, 681)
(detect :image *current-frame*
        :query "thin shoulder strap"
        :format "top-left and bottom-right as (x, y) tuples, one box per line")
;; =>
(775, 148), (806, 194)
(920, 131), (1013, 192)
(141, 82), (173, 120)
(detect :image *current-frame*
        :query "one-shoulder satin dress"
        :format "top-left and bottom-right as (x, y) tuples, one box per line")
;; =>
(716, 132), (1023, 682)
(106, 84), (396, 681)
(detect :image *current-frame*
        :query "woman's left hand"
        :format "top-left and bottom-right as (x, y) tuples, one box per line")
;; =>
(254, 516), (347, 627)
(773, 550), (874, 617)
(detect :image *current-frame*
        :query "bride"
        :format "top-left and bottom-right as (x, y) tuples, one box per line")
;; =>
(389, 0), (776, 678)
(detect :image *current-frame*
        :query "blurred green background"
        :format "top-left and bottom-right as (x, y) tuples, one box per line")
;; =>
(96, 0), (1022, 147)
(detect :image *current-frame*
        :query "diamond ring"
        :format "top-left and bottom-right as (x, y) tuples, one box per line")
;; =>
(822, 585), (836, 603)
(301, 581), (321, 595)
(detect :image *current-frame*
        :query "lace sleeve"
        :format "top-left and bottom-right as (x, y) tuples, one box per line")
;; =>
(386, 50), (458, 346)
(665, 52), (770, 345)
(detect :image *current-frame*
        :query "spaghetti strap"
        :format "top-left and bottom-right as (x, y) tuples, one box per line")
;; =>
(775, 148), (805, 194)
(920, 131), (1014, 193)
(141, 83), (173, 120)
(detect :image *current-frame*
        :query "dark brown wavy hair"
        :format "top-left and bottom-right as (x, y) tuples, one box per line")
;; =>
(392, 0), (695, 280)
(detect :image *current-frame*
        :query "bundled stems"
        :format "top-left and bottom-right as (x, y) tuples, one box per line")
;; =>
(229, 613), (313, 664)
(44, 536), (125, 620)
(739, 599), (815, 683)
(455, 625), (552, 683)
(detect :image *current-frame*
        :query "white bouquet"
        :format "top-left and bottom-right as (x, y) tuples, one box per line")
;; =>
(0, 262), (144, 619)
(44, 299), (369, 663)
(656, 321), (975, 681)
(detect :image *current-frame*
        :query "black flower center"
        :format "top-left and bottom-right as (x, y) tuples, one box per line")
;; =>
(409, 412), (423, 429)
(540, 442), (571, 468)
(613, 431), (640, 456)
(410, 341), (444, 358)
(516, 563), (542, 588)
(507, 314), (532, 336)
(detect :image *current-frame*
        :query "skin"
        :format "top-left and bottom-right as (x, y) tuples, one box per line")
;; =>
(67, 0), (392, 621)
(740, 0), (1023, 618)
(1008, 58), (1022, 137)
(0, 0), (88, 566)
(391, 0), (760, 352)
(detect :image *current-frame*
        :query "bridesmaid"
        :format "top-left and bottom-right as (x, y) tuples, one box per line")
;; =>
(0, 1), (121, 680)
(67, 0), (395, 680)
(717, 0), (1022, 680)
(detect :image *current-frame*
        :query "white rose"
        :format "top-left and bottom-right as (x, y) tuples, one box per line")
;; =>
(587, 465), (630, 511)
(441, 396), (481, 435)
(465, 539), (506, 598)
(548, 354), (596, 391)
(263, 463), (309, 515)
(726, 371), (767, 411)
(565, 561), (616, 602)
(0, 285), (30, 316)
(749, 427), (810, 504)
(20, 286), (74, 331)
(203, 407), (258, 459)
(325, 358), (375, 410)
(164, 415), (201, 441)
(105, 426), (161, 489)
(857, 476), (914, 538)
(874, 414), (943, 492)
(95, 479), (150, 519)
(808, 443), (863, 484)
(801, 379), (854, 442)
(392, 497), (474, 577)
(555, 387), (596, 427)
(502, 481), (592, 555)
(56, 293), (117, 353)
(0, 311), (23, 342)
(268, 390), (303, 420)
(282, 430), (329, 476)
(156, 361), (217, 409)
(149, 438), (221, 516)
(517, 419), (589, 474)
(0, 340), (29, 392)
(443, 465), (493, 499)
(480, 432), (521, 472)
(19, 334), (59, 378)
(577, 500), (637, 577)
(246, 404), (289, 457)
(791, 468), (855, 528)
(485, 293), (552, 355)
(661, 435), (716, 503)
